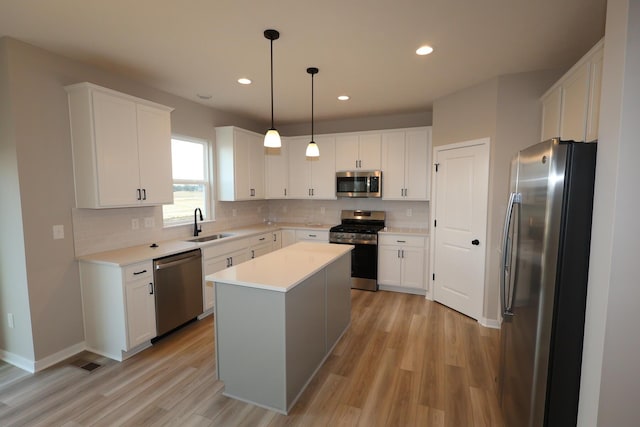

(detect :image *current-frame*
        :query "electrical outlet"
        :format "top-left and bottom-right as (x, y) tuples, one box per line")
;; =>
(232, 209), (237, 217)
(131, 218), (140, 230)
(406, 208), (412, 217)
(52, 225), (64, 240)
(320, 207), (326, 215)
(8, 313), (14, 329)
(144, 217), (154, 228)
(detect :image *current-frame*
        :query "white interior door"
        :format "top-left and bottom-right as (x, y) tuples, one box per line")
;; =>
(431, 138), (490, 320)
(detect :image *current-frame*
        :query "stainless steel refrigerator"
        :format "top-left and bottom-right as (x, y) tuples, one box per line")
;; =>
(499, 139), (597, 426)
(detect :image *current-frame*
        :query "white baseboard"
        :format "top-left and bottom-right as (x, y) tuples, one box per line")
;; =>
(378, 285), (426, 296)
(34, 341), (86, 372)
(479, 317), (501, 329)
(0, 349), (36, 373)
(1, 342), (88, 373)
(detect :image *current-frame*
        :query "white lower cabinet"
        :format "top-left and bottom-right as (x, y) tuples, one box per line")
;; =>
(281, 229), (297, 247)
(80, 260), (156, 361)
(124, 263), (156, 348)
(202, 241), (251, 312)
(377, 234), (427, 292)
(271, 230), (282, 250)
(248, 232), (274, 259)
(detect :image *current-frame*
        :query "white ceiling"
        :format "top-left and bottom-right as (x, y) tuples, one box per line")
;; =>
(0, 0), (606, 125)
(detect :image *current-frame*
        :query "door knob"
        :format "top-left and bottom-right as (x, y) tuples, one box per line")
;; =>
(471, 239), (480, 246)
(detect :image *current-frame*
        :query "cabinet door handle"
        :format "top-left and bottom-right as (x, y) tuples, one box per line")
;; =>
(137, 189), (142, 200)
(133, 269), (147, 275)
(251, 250), (255, 259)
(397, 249), (401, 258)
(259, 237), (266, 241)
(309, 234), (317, 238)
(273, 234), (277, 242)
(142, 188), (147, 200)
(397, 240), (406, 243)
(148, 282), (154, 295)
(401, 249), (405, 258)
(284, 188), (287, 196)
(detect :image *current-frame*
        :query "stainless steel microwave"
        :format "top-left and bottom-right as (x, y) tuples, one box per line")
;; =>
(336, 170), (382, 198)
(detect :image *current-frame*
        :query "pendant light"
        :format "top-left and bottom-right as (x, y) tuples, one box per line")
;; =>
(306, 67), (320, 157)
(264, 29), (281, 148)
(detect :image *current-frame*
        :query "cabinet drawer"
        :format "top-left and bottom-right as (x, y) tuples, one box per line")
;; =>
(124, 262), (153, 281)
(378, 234), (425, 247)
(295, 230), (329, 242)
(247, 232), (272, 246)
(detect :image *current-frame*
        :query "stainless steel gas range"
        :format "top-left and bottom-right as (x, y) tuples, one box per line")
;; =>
(329, 210), (385, 291)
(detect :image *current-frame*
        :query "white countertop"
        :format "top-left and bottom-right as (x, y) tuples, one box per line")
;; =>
(380, 227), (429, 236)
(76, 222), (425, 267)
(206, 242), (353, 293)
(77, 239), (199, 266)
(76, 222), (334, 267)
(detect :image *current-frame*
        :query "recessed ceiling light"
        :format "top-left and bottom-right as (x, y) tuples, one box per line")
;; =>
(338, 95), (350, 101)
(416, 45), (434, 56)
(197, 94), (212, 100)
(238, 78), (252, 85)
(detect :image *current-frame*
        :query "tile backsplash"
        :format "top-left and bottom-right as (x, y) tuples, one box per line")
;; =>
(72, 199), (428, 256)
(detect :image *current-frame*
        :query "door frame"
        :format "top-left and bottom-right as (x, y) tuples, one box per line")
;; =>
(427, 138), (490, 321)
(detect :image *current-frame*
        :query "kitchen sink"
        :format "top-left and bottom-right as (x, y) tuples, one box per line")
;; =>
(187, 233), (235, 243)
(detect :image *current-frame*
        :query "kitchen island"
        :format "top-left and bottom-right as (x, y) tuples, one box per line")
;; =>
(206, 242), (353, 414)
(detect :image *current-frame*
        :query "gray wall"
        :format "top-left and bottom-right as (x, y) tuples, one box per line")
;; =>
(431, 69), (561, 321)
(0, 39), (35, 362)
(579, 1), (640, 425)
(0, 37), (265, 365)
(279, 110), (432, 136)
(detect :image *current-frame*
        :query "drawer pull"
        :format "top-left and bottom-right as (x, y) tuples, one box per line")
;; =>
(133, 269), (147, 275)
(396, 240), (406, 243)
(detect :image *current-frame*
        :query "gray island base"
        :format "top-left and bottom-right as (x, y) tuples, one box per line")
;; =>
(207, 242), (354, 414)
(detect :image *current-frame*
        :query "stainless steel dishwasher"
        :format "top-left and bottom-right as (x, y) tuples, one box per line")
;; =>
(153, 249), (203, 336)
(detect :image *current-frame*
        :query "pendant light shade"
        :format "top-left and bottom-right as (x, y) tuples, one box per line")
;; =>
(306, 67), (320, 158)
(264, 29), (281, 148)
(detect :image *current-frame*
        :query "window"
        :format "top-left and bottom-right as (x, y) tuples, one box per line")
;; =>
(162, 137), (211, 225)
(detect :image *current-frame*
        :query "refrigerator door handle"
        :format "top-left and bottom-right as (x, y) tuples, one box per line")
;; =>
(501, 192), (521, 321)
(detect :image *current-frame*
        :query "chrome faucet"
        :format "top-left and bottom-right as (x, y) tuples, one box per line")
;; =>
(194, 208), (203, 236)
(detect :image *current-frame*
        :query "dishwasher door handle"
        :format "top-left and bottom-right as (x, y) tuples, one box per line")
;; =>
(155, 254), (201, 271)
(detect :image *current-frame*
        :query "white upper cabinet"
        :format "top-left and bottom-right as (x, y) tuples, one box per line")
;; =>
(66, 82), (174, 208)
(265, 139), (289, 199)
(287, 136), (336, 199)
(540, 39), (603, 142)
(541, 87), (562, 142)
(382, 127), (431, 201)
(216, 126), (265, 201)
(335, 132), (381, 171)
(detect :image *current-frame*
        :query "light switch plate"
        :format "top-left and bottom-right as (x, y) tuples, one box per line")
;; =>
(53, 225), (64, 240)
(131, 218), (140, 230)
(406, 208), (412, 217)
(144, 217), (154, 228)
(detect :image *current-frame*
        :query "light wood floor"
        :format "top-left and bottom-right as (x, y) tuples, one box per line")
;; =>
(0, 290), (503, 426)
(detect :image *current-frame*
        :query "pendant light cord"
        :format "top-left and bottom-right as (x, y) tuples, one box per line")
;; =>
(311, 71), (314, 140)
(270, 38), (274, 129)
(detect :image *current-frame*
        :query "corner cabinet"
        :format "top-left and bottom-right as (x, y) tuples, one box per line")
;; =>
(65, 83), (174, 208)
(540, 39), (603, 142)
(382, 127), (431, 201)
(216, 126), (265, 201)
(287, 136), (336, 199)
(80, 260), (156, 361)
